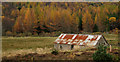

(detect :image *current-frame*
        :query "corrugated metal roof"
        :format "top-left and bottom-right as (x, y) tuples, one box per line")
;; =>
(54, 34), (103, 46)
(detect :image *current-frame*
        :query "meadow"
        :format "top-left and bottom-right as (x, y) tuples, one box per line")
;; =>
(2, 33), (119, 60)
(2, 37), (57, 52)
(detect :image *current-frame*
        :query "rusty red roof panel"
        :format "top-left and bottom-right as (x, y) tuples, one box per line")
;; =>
(63, 35), (74, 39)
(59, 34), (64, 39)
(54, 34), (102, 46)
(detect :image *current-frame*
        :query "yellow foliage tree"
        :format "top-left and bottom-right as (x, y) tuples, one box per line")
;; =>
(109, 17), (116, 23)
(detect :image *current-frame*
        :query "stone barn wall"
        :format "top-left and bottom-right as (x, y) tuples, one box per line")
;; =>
(73, 45), (80, 50)
(60, 44), (71, 50)
(54, 44), (88, 51)
(54, 44), (71, 50)
(96, 37), (108, 46)
(54, 44), (60, 50)
(79, 46), (87, 50)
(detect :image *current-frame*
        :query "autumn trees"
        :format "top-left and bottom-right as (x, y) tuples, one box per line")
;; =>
(82, 9), (94, 32)
(2, 2), (119, 36)
(33, 6), (79, 34)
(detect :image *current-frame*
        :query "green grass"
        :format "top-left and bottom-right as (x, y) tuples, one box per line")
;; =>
(103, 34), (118, 40)
(2, 37), (57, 52)
(103, 34), (119, 49)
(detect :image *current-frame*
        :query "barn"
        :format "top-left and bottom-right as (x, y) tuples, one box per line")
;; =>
(54, 34), (109, 50)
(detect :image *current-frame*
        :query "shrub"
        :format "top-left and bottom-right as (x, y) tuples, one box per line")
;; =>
(12, 32), (17, 37)
(55, 31), (62, 36)
(24, 32), (32, 36)
(118, 43), (120, 46)
(50, 31), (62, 37)
(33, 32), (38, 37)
(40, 32), (51, 37)
(92, 45), (113, 62)
(6, 31), (13, 36)
(27, 32), (32, 36)
(16, 33), (24, 37)
(51, 49), (58, 55)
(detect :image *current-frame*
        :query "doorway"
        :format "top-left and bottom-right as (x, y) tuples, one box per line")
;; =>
(60, 45), (62, 49)
(71, 45), (74, 50)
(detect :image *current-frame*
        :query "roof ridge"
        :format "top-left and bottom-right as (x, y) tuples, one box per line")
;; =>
(60, 33), (102, 36)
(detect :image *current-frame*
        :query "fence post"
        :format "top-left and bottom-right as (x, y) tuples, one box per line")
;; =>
(110, 45), (112, 52)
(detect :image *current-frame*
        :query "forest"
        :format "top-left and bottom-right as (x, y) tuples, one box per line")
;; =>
(2, 2), (119, 36)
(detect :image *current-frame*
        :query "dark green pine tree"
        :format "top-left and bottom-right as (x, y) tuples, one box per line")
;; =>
(93, 45), (113, 62)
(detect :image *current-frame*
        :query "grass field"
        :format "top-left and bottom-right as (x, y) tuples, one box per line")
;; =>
(2, 34), (119, 59)
(103, 34), (119, 49)
(2, 37), (57, 52)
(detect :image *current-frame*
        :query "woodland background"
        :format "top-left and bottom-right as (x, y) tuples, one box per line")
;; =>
(2, 2), (120, 36)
